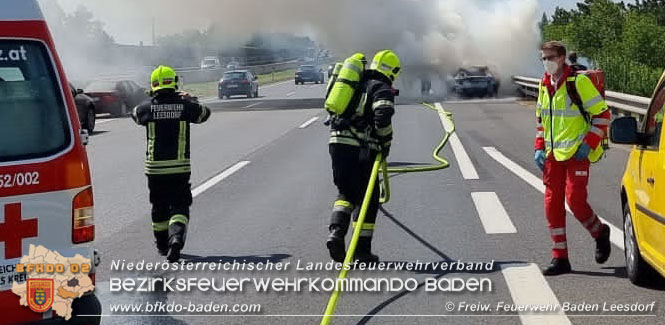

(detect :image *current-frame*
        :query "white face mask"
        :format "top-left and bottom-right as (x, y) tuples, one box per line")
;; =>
(544, 59), (559, 75)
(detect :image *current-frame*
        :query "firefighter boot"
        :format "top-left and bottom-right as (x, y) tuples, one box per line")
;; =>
(355, 237), (379, 265)
(542, 258), (572, 276)
(154, 231), (169, 256)
(595, 224), (611, 264)
(326, 225), (347, 263)
(167, 220), (187, 263)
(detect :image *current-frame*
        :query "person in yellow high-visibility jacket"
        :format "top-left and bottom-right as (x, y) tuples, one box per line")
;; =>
(535, 41), (611, 276)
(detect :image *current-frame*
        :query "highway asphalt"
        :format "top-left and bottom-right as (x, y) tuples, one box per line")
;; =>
(84, 80), (664, 325)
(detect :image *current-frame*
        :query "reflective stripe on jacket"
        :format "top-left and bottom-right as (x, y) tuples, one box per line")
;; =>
(329, 71), (394, 151)
(133, 92), (211, 175)
(535, 69), (608, 162)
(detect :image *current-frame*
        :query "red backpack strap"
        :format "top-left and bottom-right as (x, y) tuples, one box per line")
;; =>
(566, 74), (590, 122)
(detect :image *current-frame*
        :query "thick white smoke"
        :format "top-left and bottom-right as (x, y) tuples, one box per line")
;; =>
(44, 0), (542, 94)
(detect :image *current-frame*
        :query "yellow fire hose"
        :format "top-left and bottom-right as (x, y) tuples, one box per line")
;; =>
(321, 152), (383, 325)
(320, 103), (455, 325)
(380, 102), (455, 204)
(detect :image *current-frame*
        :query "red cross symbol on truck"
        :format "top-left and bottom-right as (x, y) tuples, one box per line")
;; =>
(0, 203), (38, 259)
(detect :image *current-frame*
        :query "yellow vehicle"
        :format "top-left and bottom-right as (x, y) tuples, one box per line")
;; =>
(611, 70), (665, 285)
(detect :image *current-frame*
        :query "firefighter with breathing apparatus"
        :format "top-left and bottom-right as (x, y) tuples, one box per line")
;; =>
(325, 50), (401, 264)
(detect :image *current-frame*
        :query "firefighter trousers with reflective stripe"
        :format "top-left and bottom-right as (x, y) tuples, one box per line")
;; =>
(329, 143), (379, 242)
(543, 154), (603, 259)
(148, 173), (193, 248)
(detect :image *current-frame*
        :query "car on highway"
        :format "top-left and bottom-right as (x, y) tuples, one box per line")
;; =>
(452, 66), (499, 98)
(84, 80), (148, 117)
(0, 1), (101, 323)
(200, 56), (220, 70)
(70, 83), (96, 133)
(295, 65), (324, 85)
(226, 60), (241, 71)
(218, 70), (259, 99)
(611, 70), (665, 285)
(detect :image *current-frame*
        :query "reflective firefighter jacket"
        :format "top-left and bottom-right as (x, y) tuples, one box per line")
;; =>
(329, 70), (395, 151)
(133, 92), (211, 175)
(535, 65), (610, 162)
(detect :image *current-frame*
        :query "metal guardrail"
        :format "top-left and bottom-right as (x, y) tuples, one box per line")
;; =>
(93, 59), (326, 84)
(513, 76), (650, 119)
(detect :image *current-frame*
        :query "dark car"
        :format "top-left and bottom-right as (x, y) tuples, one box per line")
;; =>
(295, 65), (324, 85)
(70, 83), (96, 133)
(84, 80), (149, 117)
(218, 70), (259, 99)
(452, 66), (499, 98)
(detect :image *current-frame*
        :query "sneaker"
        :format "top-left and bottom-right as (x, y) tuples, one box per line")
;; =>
(542, 258), (571, 276)
(595, 224), (611, 264)
(326, 227), (346, 263)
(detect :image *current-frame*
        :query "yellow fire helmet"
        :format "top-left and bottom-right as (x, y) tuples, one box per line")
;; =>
(150, 65), (178, 92)
(370, 50), (401, 82)
(351, 52), (367, 65)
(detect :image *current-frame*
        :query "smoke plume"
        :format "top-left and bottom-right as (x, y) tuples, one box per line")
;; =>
(43, 0), (542, 94)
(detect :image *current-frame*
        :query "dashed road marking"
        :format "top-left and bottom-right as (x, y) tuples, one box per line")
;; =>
(299, 116), (319, 129)
(501, 263), (572, 325)
(244, 102), (263, 109)
(286, 91), (295, 97)
(192, 161), (250, 198)
(436, 103), (479, 180)
(443, 97), (520, 105)
(261, 80), (293, 89)
(483, 146), (624, 250)
(471, 192), (517, 234)
(95, 118), (118, 125)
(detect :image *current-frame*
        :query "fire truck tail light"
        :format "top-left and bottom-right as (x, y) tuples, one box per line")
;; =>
(72, 188), (94, 244)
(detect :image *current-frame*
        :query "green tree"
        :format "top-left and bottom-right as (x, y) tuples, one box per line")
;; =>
(621, 12), (665, 68)
(551, 7), (574, 25)
(628, 0), (665, 26)
(539, 12), (549, 34)
(568, 0), (625, 58)
(540, 0), (665, 96)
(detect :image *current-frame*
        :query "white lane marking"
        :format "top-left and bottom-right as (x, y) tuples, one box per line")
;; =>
(192, 161), (250, 198)
(95, 118), (117, 125)
(483, 146), (624, 250)
(286, 91), (295, 97)
(436, 102), (479, 180)
(444, 97), (520, 105)
(261, 80), (293, 89)
(244, 102), (263, 109)
(471, 192), (517, 234)
(501, 263), (571, 325)
(299, 116), (319, 129)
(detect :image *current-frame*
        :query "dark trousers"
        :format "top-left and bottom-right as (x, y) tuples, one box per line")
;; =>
(329, 143), (379, 240)
(147, 173), (193, 247)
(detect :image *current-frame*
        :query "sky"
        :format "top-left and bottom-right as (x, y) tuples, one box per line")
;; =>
(53, 0), (593, 45)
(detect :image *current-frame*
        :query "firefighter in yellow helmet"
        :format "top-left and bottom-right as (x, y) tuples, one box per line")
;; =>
(132, 65), (211, 262)
(326, 50), (400, 264)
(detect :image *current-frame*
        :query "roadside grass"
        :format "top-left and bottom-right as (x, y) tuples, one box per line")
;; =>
(183, 69), (297, 99)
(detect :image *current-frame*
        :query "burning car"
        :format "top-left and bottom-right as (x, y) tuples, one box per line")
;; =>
(452, 66), (499, 98)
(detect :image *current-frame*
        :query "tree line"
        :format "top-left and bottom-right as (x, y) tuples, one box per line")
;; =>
(540, 0), (665, 96)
